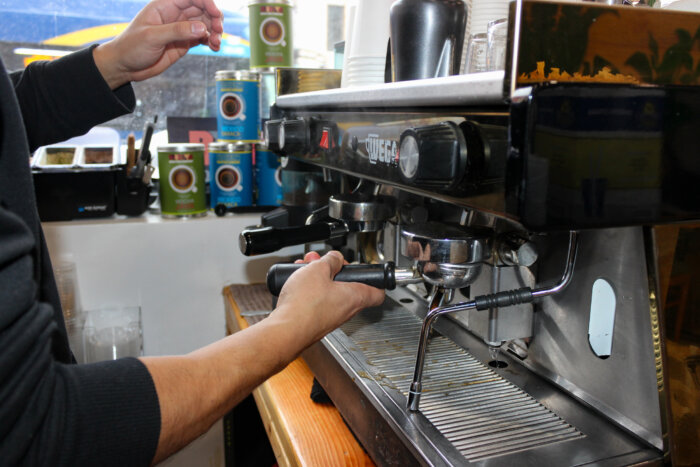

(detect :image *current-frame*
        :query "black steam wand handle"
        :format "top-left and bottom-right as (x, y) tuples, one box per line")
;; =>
(239, 223), (346, 256)
(267, 262), (397, 296)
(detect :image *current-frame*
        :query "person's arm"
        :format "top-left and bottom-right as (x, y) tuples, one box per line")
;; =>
(142, 251), (385, 464)
(10, 0), (223, 152)
(11, 48), (136, 152)
(92, 0), (223, 90)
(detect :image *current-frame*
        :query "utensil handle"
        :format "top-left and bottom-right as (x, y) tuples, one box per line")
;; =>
(266, 262), (397, 296)
(239, 223), (341, 256)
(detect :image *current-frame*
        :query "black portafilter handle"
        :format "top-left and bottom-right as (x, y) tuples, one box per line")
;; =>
(239, 223), (340, 256)
(266, 262), (397, 296)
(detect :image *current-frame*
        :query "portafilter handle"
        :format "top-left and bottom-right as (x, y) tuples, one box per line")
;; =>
(239, 223), (348, 256)
(266, 262), (420, 296)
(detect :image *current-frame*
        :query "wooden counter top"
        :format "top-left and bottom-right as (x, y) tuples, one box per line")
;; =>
(223, 284), (374, 467)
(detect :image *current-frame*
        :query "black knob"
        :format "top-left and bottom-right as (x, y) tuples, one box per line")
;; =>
(264, 120), (283, 153)
(280, 119), (309, 154)
(398, 121), (467, 189)
(266, 262), (397, 296)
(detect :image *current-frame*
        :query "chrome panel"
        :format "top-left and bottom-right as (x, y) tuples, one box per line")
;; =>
(303, 286), (663, 466)
(276, 72), (506, 109)
(520, 228), (664, 449)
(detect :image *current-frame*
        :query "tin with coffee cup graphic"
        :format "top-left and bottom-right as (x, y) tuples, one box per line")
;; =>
(209, 142), (253, 209)
(215, 70), (261, 143)
(157, 143), (207, 218)
(254, 143), (282, 206)
(248, 0), (293, 68)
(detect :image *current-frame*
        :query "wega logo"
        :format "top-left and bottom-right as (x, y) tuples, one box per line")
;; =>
(366, 134), (397, 165)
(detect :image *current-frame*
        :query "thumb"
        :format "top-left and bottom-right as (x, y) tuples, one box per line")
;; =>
(152, 21), (208, 46)
(320, 251), (344, 279)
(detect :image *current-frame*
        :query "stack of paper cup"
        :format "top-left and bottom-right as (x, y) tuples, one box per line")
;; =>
(340, 0), (357, 88)
(341, 0), (393, 87)
(461, 0), (510, 73)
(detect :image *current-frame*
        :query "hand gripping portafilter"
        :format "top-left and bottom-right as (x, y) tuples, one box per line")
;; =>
(265, 222), (490, 296)
(239, 193), (395, 256)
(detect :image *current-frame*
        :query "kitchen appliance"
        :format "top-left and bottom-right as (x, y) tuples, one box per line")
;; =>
(239, 1), (700, 465)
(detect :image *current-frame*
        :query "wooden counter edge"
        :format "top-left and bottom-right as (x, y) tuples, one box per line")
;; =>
(223, 286), (374, 467)
(223, 287), (298, 467)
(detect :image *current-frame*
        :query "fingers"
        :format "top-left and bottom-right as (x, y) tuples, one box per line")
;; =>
(303, 251), (322, 263)
(145, 21), (208, 47)
(319, 251), (344, 278)
(347, 282), (386, 308)
(164, 0), (222, 21)
(153, 0), (222, 50)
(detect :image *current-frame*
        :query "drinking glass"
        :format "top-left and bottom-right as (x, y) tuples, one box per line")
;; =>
(84, 306), (142, 363)
(54, 260), (79, 320)
(464, 33), (488, 73)
(486, 18), (508, 71)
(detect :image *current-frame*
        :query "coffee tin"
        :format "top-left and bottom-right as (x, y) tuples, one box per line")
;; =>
(209, 142), (253, 209)
(248, 0), (293, 68)
(158, 144), (207, 218)
(215, 70), (261, 143)
(255, 144), (283, 206)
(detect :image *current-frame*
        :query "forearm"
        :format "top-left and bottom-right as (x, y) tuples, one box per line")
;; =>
(141, 309), (310, 464)
(11, 47), (134, 151)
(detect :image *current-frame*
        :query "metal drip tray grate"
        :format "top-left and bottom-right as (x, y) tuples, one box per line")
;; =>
(340, 306), (584, 462)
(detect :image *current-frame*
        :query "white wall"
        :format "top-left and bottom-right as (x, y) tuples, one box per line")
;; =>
(42, 211), (301, 466)
(43, 212), (298, 356)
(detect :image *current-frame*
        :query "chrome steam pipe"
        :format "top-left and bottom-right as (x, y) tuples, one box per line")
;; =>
(407, 231), (580, 412)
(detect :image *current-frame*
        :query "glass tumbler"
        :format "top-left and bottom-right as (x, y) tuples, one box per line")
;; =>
(53, 260), (79, 320)
(486, 18), (508, 71)
(464, 33), (488, 73)
(84, 306), (143, 363)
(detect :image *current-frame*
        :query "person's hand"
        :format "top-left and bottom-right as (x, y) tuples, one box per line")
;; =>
(93, 0), (224, 89)
(271, 251), (386, 346)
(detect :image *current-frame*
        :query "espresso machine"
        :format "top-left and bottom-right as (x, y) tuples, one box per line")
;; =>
(239, 1), (700, 465)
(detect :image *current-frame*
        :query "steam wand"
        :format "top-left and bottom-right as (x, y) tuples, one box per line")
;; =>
(407, 231), (579, 412)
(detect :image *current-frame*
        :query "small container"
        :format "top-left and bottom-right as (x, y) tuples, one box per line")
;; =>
(248, 0), (294, 68)
(215, 70), (261, 143)
(35, 146), (78, 168)
(209, 142), (253, 210)
(78, 146), (118, 167)
(255, 143), (283, 206)
(157, 143), (207, 218)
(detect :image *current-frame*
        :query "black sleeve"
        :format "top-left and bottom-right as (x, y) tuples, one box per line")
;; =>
(0, 203), (161, 466)
(9, 45), (135, 152)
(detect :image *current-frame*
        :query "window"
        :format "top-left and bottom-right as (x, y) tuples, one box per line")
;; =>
(0, 1), (250, 139)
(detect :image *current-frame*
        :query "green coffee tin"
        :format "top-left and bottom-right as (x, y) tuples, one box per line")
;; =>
(248, 0), (293, 68)
(157, 143), (207, 218)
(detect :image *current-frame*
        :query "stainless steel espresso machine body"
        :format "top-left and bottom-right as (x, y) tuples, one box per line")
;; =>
(240, 1), (700, 465)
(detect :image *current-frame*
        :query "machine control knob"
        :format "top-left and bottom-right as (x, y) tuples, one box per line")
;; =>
(398, 121), (467, 189)
(263, 120), (283, 153)
(279, 119), (309, 155)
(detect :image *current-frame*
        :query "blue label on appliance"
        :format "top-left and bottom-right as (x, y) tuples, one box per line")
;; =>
(216, 79), (260, 142)
(210, 149), (253, 208)
(255, 149), (282, 206)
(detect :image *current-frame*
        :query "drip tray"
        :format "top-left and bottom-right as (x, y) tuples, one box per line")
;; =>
(301, 287), (662, 466)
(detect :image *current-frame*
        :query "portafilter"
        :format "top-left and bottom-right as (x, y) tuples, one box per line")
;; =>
(239, 193), (395, 256)
(265, 222), (491, 295)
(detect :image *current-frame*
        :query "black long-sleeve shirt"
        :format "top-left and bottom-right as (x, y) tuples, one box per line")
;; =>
(0, 47), (160, 466)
